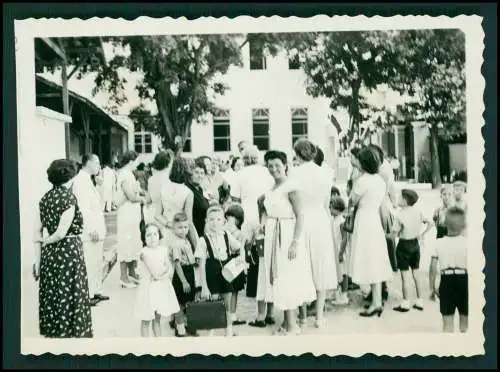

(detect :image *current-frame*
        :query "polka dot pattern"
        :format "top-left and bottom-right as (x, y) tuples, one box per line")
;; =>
(38, 186), (93, 338)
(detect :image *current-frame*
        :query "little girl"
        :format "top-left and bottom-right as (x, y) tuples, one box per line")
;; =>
(135, 223), (180, 337)
(433, 185), (454, 239)
(195, 204), (244, 337)
(224, 204), (248, 326)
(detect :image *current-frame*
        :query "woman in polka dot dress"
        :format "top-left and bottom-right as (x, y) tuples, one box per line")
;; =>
(33, 159), (93, 338)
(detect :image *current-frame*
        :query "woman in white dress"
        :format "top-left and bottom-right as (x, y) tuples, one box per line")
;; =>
(260, 150), (316, 335)
(157, 157), (198, 247)
(148, 151), (173, 226)
(292, 139), (337, 328)
(116, 151), (147, 288)
(348, 147), (393, 317)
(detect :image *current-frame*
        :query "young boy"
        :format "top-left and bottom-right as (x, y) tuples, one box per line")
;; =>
(330, 196), (349, 305)
(170, 213), (197, 337)
(429, 206), (468, 333)
(195, 204), (243, 337)
(392, 189), (434, 313)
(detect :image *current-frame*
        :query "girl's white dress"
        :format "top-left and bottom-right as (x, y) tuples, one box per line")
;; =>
(135, 247), (180, 321)
(292, 161), (337, 291)
(348, 173), (393, 285)
(257, 179), (317, 310)
(116, 168), (142, 262)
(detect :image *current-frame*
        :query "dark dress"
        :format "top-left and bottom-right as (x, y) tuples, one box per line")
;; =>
(38, 186), (93, 338)
(185, 182), (210, 236)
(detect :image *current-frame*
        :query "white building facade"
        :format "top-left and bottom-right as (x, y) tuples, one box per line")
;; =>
(134, 39), (340, 167)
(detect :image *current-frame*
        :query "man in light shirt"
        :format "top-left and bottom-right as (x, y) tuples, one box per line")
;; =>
(72, 154), (109, 306)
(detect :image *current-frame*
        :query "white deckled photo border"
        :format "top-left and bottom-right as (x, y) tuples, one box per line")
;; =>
(15, 14), (485, 357)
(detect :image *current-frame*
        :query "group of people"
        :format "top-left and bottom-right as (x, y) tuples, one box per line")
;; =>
(33, 136), (469, 339)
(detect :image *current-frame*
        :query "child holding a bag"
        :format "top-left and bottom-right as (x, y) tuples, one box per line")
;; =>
(195, 204), (244, 337)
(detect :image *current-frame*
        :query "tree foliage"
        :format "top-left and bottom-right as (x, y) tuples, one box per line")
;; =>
(389, 29), (466, 187)
(289, 30), (400, 149)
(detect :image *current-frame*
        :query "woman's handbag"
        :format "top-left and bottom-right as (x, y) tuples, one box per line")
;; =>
(139, 204), (146, 247)
(185, 298), (227, 331)
(343, 206), (357, 233)
(254, 233), (265, 258)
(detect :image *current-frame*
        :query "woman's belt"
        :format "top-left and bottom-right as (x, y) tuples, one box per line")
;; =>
(441, 268), (467, 275)
(268, 216), (295, 286)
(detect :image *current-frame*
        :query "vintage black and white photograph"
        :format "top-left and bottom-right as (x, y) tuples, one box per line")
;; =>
(15, 15), (485, 356)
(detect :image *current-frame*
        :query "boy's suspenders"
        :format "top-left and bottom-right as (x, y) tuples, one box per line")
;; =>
(203, 233), (231, 262)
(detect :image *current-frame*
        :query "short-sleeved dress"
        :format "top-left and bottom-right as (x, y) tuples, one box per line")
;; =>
(348, 173), (393, 285)
(38, 186), (93, 338)
(135, 246), (180, 320)
(116, 168), (142, 262)
(258, 179), (317, 310)
(292, 161), (337, 291)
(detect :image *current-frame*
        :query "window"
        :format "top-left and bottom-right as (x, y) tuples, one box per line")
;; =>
(288, 54), (300, 70)
(252, 108), (270, 150)
(291, 108), (308, 144)
(249, 41), (267, 70)
(213, 108), (231, 152)
(134, 132), (153, 154)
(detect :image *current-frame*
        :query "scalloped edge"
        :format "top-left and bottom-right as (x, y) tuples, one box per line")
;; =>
(15, 14), (486, 357)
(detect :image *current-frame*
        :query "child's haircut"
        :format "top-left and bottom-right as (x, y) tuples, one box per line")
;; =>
(331, 186), (341, 197)
(206, 203), (224, 216)
(445, 206), (466, 230)
(145, 222), (163, 240)
(173, 212), (189, 224)
(453, 180), (467, 192)
(330, 196), (346, 213)
(401, 189), (419, 207)
(225, 204), (245, 229)
(440, 184), (453, 195)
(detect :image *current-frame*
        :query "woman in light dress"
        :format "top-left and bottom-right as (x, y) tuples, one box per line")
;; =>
(115, 151), (147, 288)
(348, 147), (393, 317)
(157, 157), (198, 247)
(292, 139), (337, 328)
(260, 150), (316, 335)
(148, 151), (173, 226)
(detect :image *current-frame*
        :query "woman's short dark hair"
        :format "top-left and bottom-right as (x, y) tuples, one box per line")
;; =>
(118, 151), (138, 169)
(357, 147), (381, 175)
(169, 157), (189, 184)
(230, 157), (241, 170)
(152, 151), (172, 171)
(293, 138), (317, 162)
(331, 186), (341, 197)
(314, 146), (325, 166)
(264, 150), (287, 165)
(194, 156), (209, 175)
(369, 144), (385, 163)
(225, 204), (245, 230)
(330, 196), (346, 213)
(47, 159), (77, 186)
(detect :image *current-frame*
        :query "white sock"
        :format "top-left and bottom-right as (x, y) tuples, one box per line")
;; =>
(231, 313), (237, 322)
(414, 298), (424, 308)
(176, 323), (186, 335)
(400, 300), (410, 309)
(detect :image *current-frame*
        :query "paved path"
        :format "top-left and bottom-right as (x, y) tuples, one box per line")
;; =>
(22, 186), (447, 338)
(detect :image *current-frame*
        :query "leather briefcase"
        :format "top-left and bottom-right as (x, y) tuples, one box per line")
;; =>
(185, 299), (227, 331)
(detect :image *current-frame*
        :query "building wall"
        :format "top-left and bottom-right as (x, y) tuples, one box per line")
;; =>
(19, 107), (69, 265)
(136, 43), (338, 167)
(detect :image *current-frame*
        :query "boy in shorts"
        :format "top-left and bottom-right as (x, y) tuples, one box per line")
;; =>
(392, 189), (434, 312)
(429, 206), (468, 333)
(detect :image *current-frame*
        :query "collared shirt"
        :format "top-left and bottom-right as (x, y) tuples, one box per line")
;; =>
(394, 206), (428, 240)
(170, 235), (195, 265)
(431, 235), (467, 270)
(71, 169), (106, 238)
(194, 231), (242, 261)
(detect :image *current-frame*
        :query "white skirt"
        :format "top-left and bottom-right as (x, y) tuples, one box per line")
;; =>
(116, 201), (142, 262)
(135, 278), (180, 321)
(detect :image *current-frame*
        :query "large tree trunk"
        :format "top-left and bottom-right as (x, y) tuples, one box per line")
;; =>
(429, 124), (442, 189)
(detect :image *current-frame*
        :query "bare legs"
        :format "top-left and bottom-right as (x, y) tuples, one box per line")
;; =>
(315, 290), (326, 327)
(442, 315), (468, 333)
(141, 313), (163, 337)
(222, 293), (233, 336)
